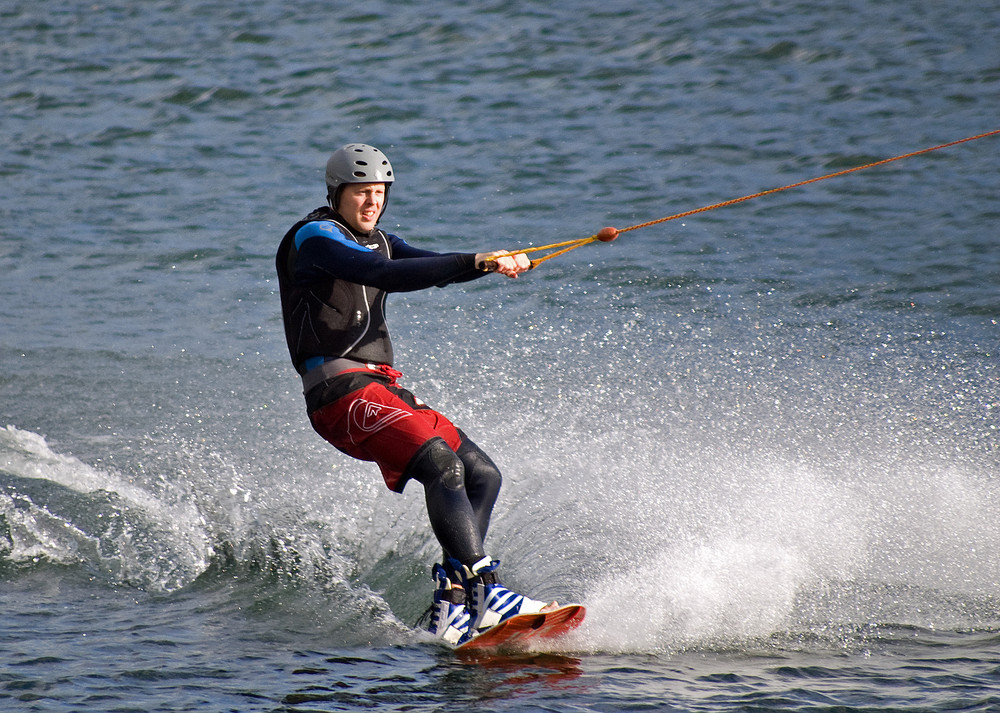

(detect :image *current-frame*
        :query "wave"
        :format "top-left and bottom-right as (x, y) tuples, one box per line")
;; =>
(3, 404), (999, 655)
(0, 425), (212, 591)
(0, 422), (419, 647)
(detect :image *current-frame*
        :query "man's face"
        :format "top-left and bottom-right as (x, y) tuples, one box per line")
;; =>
(337, 182), (385, 234)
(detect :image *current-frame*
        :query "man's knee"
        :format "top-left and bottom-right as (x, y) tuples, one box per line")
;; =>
(411, 438), (466, 491)
(457, 440), (502, 492)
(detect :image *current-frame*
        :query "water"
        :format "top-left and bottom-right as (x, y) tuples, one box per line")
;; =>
(2, 0), (999, 710)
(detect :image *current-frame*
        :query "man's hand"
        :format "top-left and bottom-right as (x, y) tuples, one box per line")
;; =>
(475, 251), (532, 278)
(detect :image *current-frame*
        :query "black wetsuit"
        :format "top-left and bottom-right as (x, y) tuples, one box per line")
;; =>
(276, 206), (484, 375)
(276, 206), (503, 568)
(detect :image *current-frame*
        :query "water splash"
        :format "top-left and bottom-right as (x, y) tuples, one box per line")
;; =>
(0, 425), (212, 590)
(566, 445), (999, 654)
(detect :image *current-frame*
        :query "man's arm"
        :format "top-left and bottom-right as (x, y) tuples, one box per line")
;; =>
(294, 224), (479, 292)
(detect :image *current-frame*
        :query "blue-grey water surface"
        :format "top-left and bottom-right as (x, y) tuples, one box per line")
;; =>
(2, 0), (999, 710)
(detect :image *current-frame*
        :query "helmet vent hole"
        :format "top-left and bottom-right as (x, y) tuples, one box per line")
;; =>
(353, 171), (366, 177)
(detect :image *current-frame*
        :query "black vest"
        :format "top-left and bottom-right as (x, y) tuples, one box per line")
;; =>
(276, 207), (393, 373)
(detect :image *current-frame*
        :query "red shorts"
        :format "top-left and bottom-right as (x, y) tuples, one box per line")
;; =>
(308, 378), (462, 492)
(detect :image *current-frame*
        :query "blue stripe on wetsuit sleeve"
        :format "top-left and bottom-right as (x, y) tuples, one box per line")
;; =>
(294, 221), (368, 252)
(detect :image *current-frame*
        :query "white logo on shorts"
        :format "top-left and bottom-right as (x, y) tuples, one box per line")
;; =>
(348, 398), (410, 435)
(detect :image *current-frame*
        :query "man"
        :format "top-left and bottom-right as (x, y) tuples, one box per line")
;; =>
(276, 143), (616, 644)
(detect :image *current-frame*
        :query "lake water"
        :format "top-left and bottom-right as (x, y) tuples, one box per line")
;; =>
(2, 0), (999, 710)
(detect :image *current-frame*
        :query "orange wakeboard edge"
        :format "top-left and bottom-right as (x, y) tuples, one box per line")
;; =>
(455, 604), (586, 654)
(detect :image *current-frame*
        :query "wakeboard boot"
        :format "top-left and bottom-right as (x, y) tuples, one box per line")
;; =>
(449, 556), (555, 636)
(426, 563), (471, 645)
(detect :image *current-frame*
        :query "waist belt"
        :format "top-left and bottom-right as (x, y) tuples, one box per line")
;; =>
(301, 358), (400, 393)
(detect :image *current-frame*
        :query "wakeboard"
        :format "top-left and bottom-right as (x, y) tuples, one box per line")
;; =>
(455, 604), (586, 654)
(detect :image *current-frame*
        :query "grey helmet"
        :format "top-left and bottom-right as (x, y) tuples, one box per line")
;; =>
(325, 143), (394, 199)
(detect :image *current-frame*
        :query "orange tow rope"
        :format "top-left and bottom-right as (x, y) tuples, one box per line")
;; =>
(510, 128), (1000, 268)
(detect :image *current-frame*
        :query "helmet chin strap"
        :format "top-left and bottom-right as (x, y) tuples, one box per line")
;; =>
(327, 185), (344, 211)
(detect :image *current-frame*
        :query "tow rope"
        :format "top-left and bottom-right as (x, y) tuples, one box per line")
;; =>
(507, 128), (1000, 268)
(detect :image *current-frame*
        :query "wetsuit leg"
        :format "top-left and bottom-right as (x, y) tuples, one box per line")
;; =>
(408, 437), (486, 566)
(455, 434), (502, 541)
